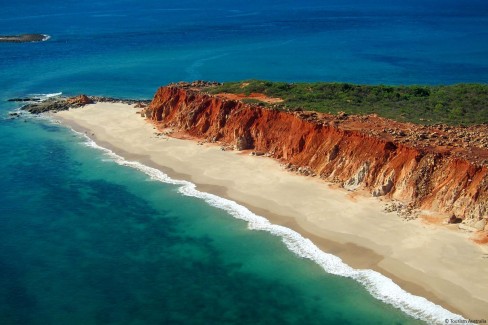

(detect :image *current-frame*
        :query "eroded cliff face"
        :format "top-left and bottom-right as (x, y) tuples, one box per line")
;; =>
(146, 86), (488, 221)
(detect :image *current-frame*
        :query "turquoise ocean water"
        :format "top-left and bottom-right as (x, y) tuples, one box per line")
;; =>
(1, 1), (487, 324)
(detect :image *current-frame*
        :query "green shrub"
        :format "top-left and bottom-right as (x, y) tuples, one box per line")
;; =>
(204, 80), (488, 125)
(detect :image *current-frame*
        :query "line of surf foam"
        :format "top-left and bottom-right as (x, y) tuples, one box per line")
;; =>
(29, 92), (62, 100)
(74, 129), (466, 325)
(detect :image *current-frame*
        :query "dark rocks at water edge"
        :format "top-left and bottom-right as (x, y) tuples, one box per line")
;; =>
(0, 34), (50, 43)
(8, 97), (44, 102)
(89, 96), (151, 106)
(21, 95), (92, 114)
(17, 94), (151, 114)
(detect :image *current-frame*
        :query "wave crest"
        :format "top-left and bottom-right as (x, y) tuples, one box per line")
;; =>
(29, 92), (62, 101)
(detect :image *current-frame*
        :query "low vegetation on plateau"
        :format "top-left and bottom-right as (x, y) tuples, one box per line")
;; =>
(204, 80), (488, 125)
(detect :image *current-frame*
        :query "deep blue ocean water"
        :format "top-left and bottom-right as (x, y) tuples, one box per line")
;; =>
(1, 1), (487, 324)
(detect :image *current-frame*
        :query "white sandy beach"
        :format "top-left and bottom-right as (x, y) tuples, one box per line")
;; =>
(55, 102), (488, 320)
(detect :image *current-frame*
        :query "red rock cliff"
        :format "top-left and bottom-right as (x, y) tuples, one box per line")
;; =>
(146, 86), (488, 222)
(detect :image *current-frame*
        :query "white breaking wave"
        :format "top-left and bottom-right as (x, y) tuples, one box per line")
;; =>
(42, 34), (51, 41)
(28, 92), (63, 102)
(43, 91), (61, 98)
(75, 130), (465, 325)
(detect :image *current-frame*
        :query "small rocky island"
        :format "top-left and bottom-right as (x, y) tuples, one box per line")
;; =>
(0, 34), (49, 43)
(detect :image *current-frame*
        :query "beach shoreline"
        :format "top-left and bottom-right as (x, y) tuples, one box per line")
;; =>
(53, 102), (488, 321)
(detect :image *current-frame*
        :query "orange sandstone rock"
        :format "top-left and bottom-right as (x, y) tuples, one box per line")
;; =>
(146, 86), (488, 221)
(67, 94), (93, 107)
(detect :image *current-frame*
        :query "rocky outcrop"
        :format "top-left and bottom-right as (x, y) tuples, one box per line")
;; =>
(18, 95), (150, 114)
(22, 98), (72, 114)
(21, 95), (92, 114)
(145, 86), (488, 221)
(66, 95), (93, 106)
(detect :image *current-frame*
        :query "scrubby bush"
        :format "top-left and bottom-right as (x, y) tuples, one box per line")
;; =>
(205, 80), (488, 125)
